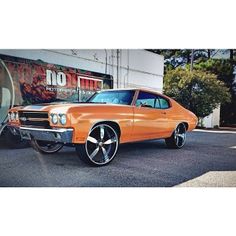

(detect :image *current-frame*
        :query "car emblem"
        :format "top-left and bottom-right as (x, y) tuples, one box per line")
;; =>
(20, 117), (27, 121)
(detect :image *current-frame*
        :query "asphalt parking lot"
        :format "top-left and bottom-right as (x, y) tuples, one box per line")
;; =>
(0, 129), (236, 187)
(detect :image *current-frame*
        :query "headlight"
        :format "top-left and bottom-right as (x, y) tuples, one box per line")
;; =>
(10, 112), (15, 121)
(15, 112), (19, 120)
(51, 114), (58, 124)
(59, 114), (67, 125)
(8, 113), (11, 121)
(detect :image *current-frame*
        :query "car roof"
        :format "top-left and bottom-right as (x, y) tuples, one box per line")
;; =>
(101, 88), (163, 96)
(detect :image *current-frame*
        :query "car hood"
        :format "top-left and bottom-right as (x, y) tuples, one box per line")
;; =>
(19, 102), (129, 114)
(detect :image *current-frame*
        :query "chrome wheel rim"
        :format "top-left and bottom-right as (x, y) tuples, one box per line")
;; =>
(85, 124), (119, 165)
(34, 140), (63, 153)
(174, 124), (186, 148)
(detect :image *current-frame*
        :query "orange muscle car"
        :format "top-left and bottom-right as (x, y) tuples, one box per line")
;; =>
(8, 88), (198, 166)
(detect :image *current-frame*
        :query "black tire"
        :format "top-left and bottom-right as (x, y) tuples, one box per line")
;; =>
(31, 139), (63, 154)
(76, 123), (119, 166)
(3, 127), (29, 149)
(165, 123), (187, 149)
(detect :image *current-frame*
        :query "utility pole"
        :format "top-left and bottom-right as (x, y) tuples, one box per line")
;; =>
(190, 49), (194, 71)
(116, 49), (119, 88)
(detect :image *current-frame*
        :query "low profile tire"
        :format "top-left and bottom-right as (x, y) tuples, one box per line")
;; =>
(76, 124), (119, 166)
(165, 123), (187, 149)
(30, 139), (63, 154)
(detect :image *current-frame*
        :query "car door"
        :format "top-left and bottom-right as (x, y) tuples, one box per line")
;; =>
(132, 91), (171, 141)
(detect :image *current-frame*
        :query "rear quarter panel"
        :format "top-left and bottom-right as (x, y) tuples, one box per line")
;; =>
(167, 98), (198, 132)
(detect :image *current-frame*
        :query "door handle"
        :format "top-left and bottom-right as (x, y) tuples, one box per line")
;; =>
(161, 111), (166, 115)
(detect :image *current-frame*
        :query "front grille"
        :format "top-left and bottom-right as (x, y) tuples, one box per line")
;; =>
(18, 111), (50, 128)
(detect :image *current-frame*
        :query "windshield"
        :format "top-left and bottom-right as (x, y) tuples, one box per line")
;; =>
(87, 90), (135, 105)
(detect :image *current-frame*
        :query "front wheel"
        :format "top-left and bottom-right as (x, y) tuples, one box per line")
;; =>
(3, 127), (29, 149)
(165, 123), (187, 149)
(31, 139), (64, 154)
(76, 124), (119, 166)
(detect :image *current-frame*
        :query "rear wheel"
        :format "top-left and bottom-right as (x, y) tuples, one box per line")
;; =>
(165, 123), (187, 149)
(76, 124), (119, 166)
(31, 139), (63, 154)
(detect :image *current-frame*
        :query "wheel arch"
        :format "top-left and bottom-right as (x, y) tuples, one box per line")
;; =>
(173, 122), (189, 132)
(90, 120), (121, 139)
(182, 122), (189, 131)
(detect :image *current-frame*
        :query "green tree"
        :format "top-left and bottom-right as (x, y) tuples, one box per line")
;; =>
(147, 49), (214, 71)
(193, 59), (236, 126)
(164, 68), (231, 118)
(149, 49), (236, 126)
(194, 58), (235, 85)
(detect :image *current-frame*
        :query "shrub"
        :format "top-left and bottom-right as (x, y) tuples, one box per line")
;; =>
(164, 68), (231, 118)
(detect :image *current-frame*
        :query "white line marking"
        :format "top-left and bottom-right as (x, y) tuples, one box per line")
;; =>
(194, 129), (236, 134)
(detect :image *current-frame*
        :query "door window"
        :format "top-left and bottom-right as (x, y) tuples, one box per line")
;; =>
(136, 91), (157, 108)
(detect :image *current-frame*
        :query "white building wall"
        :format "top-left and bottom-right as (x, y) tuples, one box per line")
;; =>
(0, 49), (164, 92)
(202, 106), (221, 128)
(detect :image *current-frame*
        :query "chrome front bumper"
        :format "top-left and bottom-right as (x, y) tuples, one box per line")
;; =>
(9, 126), (73, 143)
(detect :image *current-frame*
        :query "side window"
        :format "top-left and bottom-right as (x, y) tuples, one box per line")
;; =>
(136, 91), (157, 108)
(159, 97), (170, 109)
